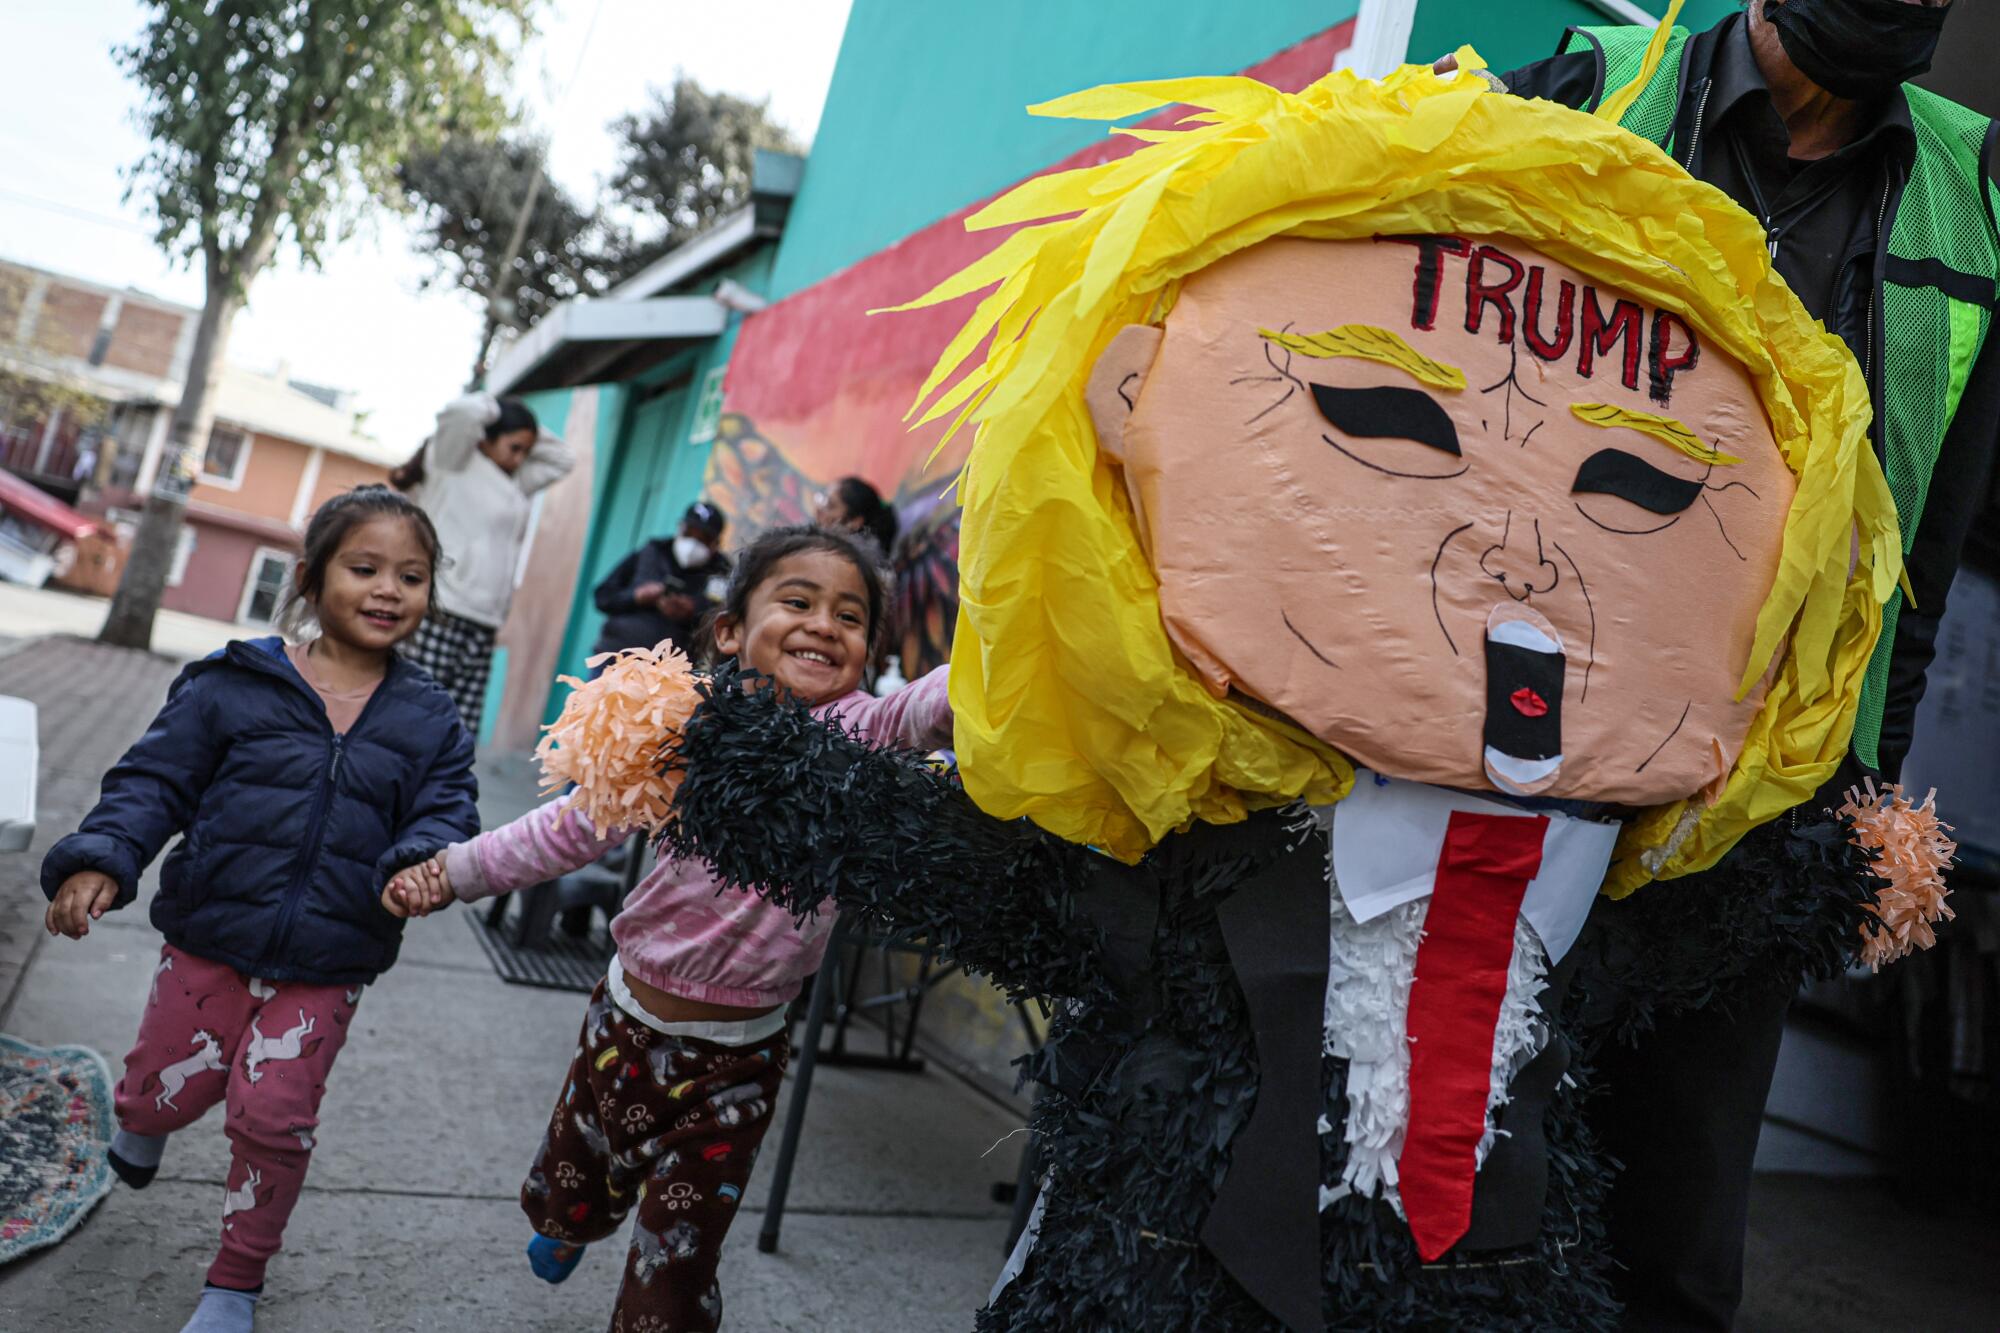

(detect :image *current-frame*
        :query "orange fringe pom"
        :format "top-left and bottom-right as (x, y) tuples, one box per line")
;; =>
(1840, 780), (1957, 971)
(535, 642), (702, 838)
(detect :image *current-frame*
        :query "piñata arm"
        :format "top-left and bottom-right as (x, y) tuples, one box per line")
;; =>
(663, 670), (1111, 1005)
(1568, 789), (1953, 1050)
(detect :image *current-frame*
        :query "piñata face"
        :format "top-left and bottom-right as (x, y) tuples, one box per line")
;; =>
(1099, 236), (1796, 804)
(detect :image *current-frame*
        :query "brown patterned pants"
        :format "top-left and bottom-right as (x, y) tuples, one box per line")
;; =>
(524, 981), (788, 1332)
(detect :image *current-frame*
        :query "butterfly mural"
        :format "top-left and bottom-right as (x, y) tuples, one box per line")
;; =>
(702, 413), (960, 677)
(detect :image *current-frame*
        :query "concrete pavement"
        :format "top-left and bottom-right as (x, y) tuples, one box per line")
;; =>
(0, 899), (1022, 1331)
(4, 632), (1995, 1330)
(0, 635), (1022, 1331)
(0, 581), (239, 663)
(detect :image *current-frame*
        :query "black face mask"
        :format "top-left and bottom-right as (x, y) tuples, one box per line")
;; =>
(1762, 0), (1951, 100)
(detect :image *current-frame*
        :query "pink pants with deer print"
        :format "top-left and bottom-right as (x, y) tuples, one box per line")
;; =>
(115, 943), (358, 1289)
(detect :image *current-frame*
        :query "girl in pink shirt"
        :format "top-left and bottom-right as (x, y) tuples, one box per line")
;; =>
(384, 524), (949, 1331)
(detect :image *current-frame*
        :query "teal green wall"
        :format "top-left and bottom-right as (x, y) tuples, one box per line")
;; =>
(512, 0), (1747, 738)
(769, 0), (1362, 299)
(768, 1), (1746, 301)
(1417, 0), (1741, 84)
(539, 247), (778, 723)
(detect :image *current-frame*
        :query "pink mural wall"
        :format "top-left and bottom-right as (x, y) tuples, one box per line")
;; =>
(708, 21), (1357, 672)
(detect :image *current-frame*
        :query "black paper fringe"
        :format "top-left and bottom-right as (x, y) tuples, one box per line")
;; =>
(1565, 814), (1884, 1052)
(665, 671), (1881, 1330)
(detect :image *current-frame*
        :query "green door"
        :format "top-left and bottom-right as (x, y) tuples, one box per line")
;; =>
(607, 377), (694, 560)
(554, 375), (694, 691)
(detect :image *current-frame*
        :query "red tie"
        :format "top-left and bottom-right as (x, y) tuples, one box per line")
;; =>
(1397, 810), (1548, 1262)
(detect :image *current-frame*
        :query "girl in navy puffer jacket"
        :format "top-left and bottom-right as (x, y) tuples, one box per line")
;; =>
(41, 486), (478, 1333)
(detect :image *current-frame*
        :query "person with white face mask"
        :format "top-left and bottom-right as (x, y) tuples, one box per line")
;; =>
(592, 501), (732, 663)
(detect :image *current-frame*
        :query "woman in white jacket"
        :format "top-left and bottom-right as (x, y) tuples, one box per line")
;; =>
(390, 393), (575, 733)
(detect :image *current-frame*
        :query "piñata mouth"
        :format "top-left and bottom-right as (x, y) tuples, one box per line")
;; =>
(1482, 605), (1565, 794)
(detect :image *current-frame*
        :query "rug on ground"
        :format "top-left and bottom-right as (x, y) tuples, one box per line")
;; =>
(0, 1033), (115, 1265)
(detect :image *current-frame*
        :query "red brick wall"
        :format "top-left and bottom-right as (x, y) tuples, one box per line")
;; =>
(36, 284), (107, 360)
(104, 302), (187, 378)
(0, 269), (30, 339)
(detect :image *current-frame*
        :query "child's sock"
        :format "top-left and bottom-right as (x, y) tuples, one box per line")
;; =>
(178, 1284), (260, 1333)
(526, 1233), (585, 1284)
(107, 1129), (167, 1189)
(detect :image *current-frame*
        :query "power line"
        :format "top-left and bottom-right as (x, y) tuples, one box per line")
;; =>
(0, 187), (154, 237)
(476, 0), (609, 384)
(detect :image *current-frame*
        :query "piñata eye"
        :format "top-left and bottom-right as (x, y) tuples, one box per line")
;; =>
(1310, 383), (1465, 478)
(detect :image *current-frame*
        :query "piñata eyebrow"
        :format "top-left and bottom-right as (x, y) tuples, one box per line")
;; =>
(1258, 325), (1467, 391)
(1569, 402), (1740, 466)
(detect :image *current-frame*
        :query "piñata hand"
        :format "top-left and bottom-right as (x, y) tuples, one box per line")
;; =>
(537, 641), (702, 839)
(1842, 780), (1956, 970)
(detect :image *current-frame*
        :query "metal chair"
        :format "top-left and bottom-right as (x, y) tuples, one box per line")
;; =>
(755, 916), (1046, 1254)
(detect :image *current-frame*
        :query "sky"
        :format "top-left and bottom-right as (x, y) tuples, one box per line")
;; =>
(0, 0), (853, 454)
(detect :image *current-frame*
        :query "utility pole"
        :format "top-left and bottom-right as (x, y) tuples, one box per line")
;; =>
(471, 158), (548, 389)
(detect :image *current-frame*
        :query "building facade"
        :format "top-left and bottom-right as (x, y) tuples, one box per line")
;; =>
(153, 363), (402, 624)
(492, 2), (1772, 721)
(0, 257), (401, 624)
(483, 0), (2000, 1145)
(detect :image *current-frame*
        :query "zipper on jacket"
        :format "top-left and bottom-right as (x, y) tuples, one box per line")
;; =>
(261, 734), (345, 972)
(250, 648), (399, 974)
(1862, 176), (1893, 390)
(1678, 78), (1714, 173)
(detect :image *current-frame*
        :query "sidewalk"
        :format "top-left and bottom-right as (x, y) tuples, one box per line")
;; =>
(0, 581), (239, 663)
(4, 635), (1994, 1330)
(0, 636), (1020, 1331)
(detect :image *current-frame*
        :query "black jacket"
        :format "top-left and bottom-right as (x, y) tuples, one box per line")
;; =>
(592, 538), (731, 656)
(42, 638), (479, 985)
(1504, 15), (2000, 786)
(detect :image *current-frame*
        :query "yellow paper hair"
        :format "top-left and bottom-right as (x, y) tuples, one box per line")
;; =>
(535, 642), (702, 838)
(898, 48), (1899, 883)
(1257, 325), (1467, 391)
(1570, 402), (1742, 466)
(1595, 0), (1685, 126)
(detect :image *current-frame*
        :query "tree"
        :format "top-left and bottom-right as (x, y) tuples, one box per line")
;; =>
(399, 133), (606, 385)
(605, 76), (801, 283)
(0, 267), (110, 457)
(100, 0), (536, 650)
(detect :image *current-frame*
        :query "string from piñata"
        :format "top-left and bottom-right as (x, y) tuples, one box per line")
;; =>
(534, 641), (702, 838)
(1840, 779), (1956, 970)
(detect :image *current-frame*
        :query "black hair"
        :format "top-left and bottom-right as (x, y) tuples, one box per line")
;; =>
(695, 524), (889, 667)
(489, 397), (538, 442)
(831, 476), (899, 555)
(278, 484), (443, 637)
(389, 398), (539, 491)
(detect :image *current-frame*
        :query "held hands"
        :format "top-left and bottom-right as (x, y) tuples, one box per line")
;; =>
(381, 856), (454, 919)
(46, 871), (119, 939)
(632, 581), (667, 607)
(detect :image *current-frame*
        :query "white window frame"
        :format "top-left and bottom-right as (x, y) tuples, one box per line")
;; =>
(199, 422), (254, 490)
(237, 545), (296, 624)
(165, 526), (198, 588)
(1336, 0), (1420, 78)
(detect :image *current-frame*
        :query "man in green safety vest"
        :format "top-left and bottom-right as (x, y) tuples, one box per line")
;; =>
(1482, 2), (1997, 1327)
